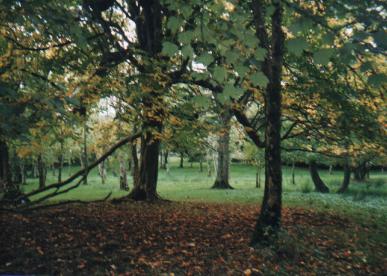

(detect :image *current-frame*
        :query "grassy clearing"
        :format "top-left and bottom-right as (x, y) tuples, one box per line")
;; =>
(20, 158), (387, 224)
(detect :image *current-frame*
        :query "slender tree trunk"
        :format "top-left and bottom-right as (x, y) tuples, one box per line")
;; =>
(251, 0), (284, 245)
(21, 162), (26, 185)
(213, 110), (233, 189)
(159, 150), (164, 169)
(33, 162), (38, 178)
(130, 141), (140, 186)
(37, 154), (46, 189)
(58, 141), (64, 183)
(329, 165), (333, 175)
(207, 152), (212, 177)
(309, 160), (329, 193)
(82, 120), (88, 185)
(11, 149), (22, 185)
(179, 152), (184, 168)
(0, 140), (12, 192)
(98, 160), (107, 184)
(119, 157), (129, 191)
(163, 150), (168, 170)
(199, 157), (203, 172)
(58, 154), (63, 183)
(353, 161), (368, 181)
(256, 159), (261, 188)
(338, 159), (351, 193)
(291, 160), (295, 185)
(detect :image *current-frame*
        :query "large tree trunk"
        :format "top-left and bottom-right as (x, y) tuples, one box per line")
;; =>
(309, 160), (329, 193)
(129, 127), (161, 201)
(127, 0), (164, 201)
(0, 140), (12, 192)
(212, 110), (233, 189)
(37, 154), (46, 189)
(251, 0), (284, 245)
(338, 160), (351, 193)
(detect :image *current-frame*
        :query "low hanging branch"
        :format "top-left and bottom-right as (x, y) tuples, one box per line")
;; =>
(17, 132), (142, 202)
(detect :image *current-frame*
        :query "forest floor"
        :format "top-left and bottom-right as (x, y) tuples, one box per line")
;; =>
(1, 201), (386, 275)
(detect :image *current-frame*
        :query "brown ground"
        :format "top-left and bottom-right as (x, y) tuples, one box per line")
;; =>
(0, 201), (386, 275)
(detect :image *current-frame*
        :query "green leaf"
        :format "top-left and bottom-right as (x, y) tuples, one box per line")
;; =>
(162, 42), (179, 57)
(192, 95), (210, 108)
(250, 72), (269, 87)
(167, 16), (182, 34)
(178, 31), (195, 44)
(225, 50), (240, 65)
(254, 47), (266, 61)
(181, 45), (194, 58)
(373, 30), (387, 48)
(244, 33), (259, 48)
(313, 48), (335, 65)
(181, 6), (193, 18)
(322, 33), (335, 45)
(368, 74), (386, 88)
(360, 61), (373, 73)
(289, 18), (314, 34)
(223, 84), (244, 99)
(287, 38), (308, 56)
(197, 53), (214, 66)
(235, 65), (249, 78)
(213, 66), (227, 83)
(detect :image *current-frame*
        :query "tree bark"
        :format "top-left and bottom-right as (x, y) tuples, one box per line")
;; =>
(119, 157), (129, 191)
(353, 161), (367, 181)
(159, 150), (164, 169)
(0, 139), (12, 192)
(163, 150), (168, 170)
(58, 141), (64, 183)
(251, 0), (284, 245)
(37, 154), (46, 189)
(130, 142), (140, 186)
(207, 153), (212, 177)
(309, 160), (329, 193)
(291, 160), (295, 185)
(82, 120), (88, 185)
(256, 159), (262, 188)
(212, 110), (233, 189)
(129, 127), (161, 201)
(21, 162), (26, 185)
(179, 152), (184, 168)
(98, 160), (107, 184)
(11, 149), (22, 185)
(338, 160), (351, 193)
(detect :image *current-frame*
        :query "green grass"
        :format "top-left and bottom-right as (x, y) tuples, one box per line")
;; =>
(19, 158), (387, 223)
